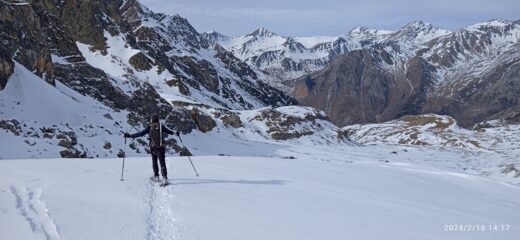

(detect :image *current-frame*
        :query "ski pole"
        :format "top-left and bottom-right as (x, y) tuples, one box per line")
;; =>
(120, 137), (127, 181)
(186, 154), (199, 178)
(178, 135), (199, 177)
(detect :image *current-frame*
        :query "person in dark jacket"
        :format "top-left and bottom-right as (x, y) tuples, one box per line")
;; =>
(124, 114), (179, 182)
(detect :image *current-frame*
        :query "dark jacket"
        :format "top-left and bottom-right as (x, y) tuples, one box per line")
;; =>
(129, 123), (175, 147)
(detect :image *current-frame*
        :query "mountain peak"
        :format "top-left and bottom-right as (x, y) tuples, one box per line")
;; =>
(248, 27), (276, 38)
(402, 20), (429, 29)
(202, 30), (229, 42)
(349, 25), (369, 33)
(399, 20), (446, 33)
(387, 20), (451, 44)
(346, 26), (393, 40)
(465, 19), (514, 31)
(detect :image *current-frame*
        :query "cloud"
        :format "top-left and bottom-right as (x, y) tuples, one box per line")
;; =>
(179, 7), (300, 20)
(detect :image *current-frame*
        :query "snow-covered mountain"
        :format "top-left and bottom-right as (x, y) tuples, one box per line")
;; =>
(0, 0), (344, 159)
(1, 0), (296, 110)
(204, 20), (519, 129)
(383, 21), (452, 54)
(204, 21), (452, 91)
(203, 28), (353, 91)
(293, 19), (520, 127)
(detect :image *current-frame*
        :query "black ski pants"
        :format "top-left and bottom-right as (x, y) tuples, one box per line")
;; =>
(151, 147), (167, 177)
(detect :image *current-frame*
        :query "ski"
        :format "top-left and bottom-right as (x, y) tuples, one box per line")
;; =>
(151, 176), (169, 187)
(159, 181), (170, 187)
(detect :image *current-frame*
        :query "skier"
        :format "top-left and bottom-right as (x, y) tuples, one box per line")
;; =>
(124, 114), (179, 184)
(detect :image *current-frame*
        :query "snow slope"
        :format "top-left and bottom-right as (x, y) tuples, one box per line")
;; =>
(0, 62), (131, 159)
(0, 62), (113, 124)
(342, 114), (520, 185)
(0, 61), (343, 159)
(1, 152), (519, 240)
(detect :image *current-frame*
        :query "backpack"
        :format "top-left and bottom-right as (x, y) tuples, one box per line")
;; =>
(149, 122), (162, 148)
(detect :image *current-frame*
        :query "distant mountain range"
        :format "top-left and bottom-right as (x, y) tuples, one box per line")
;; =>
(203, 21), (450, 91)
(293, 19), (520, 127)
(204, 19), (520, 127)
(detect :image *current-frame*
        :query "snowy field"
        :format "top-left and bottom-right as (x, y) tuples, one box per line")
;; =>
(1, 144), (519, 240)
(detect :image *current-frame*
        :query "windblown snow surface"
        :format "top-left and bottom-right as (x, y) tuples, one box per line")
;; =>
(1, 140), (519, 240)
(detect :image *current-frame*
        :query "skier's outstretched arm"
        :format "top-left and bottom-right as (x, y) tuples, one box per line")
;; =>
(125, 127), (150, 139)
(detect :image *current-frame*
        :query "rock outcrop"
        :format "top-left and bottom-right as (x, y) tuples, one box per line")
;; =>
(190, 108), (216, 133)
(221, 113), (243, 128)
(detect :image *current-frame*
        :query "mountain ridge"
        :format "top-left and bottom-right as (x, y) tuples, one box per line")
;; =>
(204, 20), (456, 91)
(291, 18), (520, 127)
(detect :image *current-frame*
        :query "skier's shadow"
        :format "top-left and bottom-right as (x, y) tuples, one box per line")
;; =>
(170, 178), (287, 186)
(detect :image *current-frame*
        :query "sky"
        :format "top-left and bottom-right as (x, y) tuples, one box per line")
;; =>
(139, 0), (520, 37)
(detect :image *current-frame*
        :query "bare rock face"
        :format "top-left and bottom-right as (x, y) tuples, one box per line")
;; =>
(163, 108), (198, 134)
(504, 111), (520, 125)
(293, 48), (436, 127)
(423, 57), (520, 127)
(129, 52), (153, 71)
(214, 45), (258, 80)
(0, 2), (55, 87)
(57, 0), (127, 53)
(190, 108), (216, 133)
(395, 56), (436, 117)
(221, 113), (243, 128)
(177, 56), (220, 93)
(166, 79), (190, 96)
(485, 105), (520, 126)
(0, 59), (14, 90)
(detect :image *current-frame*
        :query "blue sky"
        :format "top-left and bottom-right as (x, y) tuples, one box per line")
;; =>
(139, 0), (520, 36)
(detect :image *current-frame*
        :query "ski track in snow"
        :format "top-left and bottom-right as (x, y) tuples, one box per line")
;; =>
(144, 159), (178, 240)
(9, 186), (61, 240)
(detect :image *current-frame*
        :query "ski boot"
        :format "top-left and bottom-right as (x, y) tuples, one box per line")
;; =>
(160, 176), (169, 187)
(150, 176), (160, 182)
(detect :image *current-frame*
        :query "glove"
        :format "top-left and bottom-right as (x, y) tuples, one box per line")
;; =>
(176, 131), (180, 136)
(124, 133), (130, 138)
